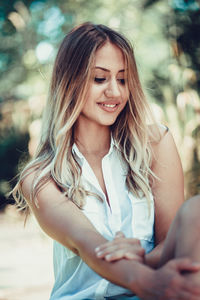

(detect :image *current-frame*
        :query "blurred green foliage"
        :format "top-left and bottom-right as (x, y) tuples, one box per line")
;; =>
(0, 0), (200, 209)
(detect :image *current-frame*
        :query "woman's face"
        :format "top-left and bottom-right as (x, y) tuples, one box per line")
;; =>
(78, 42), (128, 128)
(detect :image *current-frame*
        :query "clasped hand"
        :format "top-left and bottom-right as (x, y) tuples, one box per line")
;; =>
(95, 232), (200, 300)
(95, 231), (145, 262)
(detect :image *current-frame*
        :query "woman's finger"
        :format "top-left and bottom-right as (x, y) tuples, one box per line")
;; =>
(96, 243), (134, 257)
(95, 237), (141, 253)
(96, 244), (122, 257)
(114, 231), (125, 239)
(104, 249), (144, 262)
(124, 251), (145, 261)
(96, 242), (139, 254)
(96, 243), (145, 260)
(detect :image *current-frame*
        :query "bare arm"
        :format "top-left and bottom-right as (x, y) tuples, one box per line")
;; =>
(94, 128), (184, 269)
(21, 169), (200, 299)
(146, 128), (184, 268)
(22, 175), (152, 294)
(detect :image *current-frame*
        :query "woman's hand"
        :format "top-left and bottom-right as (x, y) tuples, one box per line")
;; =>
(138, 258), (200, 300)
(95, 231), (145, 262)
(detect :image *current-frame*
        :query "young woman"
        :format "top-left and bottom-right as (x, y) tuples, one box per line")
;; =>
(13, 22), (200, 300)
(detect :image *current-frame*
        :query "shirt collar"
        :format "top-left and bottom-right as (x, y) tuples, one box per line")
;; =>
(72, 136), (117, 161)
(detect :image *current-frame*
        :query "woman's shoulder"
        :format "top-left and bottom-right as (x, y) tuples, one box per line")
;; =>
(21, 169), (37, 201)
(21, 168), (55, 208)
(148, 123), (169, 144)
(148, 124), (180, 168)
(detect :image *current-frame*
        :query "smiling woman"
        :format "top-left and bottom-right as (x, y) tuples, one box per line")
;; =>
(12, 22), (200, 300)
(77, 42), (128, 128)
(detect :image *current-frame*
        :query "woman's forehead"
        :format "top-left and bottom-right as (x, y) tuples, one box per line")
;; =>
(94, 42), (125, 72)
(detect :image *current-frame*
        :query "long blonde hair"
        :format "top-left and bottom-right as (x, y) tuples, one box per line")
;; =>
(13, 22), (159, 213)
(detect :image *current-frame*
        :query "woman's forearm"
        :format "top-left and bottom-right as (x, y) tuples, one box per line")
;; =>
(26, 182), (154, 295)
(77, 229), (154, 295)
(77, 231), (200, 299)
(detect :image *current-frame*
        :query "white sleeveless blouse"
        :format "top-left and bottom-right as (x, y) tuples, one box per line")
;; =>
(50, 139), (154, 300)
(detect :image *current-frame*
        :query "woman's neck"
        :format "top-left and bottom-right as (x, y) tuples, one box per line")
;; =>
(74, 121), (111, 156)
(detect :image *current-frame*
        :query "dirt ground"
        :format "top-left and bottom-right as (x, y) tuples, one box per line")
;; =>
(0, 205), (54, 300)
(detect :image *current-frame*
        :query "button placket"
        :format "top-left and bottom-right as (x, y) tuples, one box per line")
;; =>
(102, 155), (121, 234)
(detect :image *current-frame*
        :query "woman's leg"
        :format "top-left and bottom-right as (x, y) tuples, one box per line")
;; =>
(159, 195), (200, 282)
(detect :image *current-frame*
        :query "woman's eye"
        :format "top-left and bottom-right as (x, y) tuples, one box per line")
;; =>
(118, 79), (125, 85)
(94, 77), (106, 83)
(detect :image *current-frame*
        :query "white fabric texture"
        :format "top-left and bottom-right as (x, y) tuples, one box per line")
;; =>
(50, 139), (155, 300)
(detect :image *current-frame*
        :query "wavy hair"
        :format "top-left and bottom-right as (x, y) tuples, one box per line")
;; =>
(12, 22), (160, 213)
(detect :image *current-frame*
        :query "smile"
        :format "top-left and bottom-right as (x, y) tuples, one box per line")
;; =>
(97, 102), (119, 113)
(102, 104), (117, 108)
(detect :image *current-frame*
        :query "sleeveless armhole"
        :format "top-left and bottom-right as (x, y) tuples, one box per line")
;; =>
(159, 124), (169, 139)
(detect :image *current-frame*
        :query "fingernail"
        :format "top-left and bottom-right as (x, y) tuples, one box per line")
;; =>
(95, 247), (100, 252)
(191, 262), (200, 267)
(96, 251), (102, 257)
(105, 254), (112, 260)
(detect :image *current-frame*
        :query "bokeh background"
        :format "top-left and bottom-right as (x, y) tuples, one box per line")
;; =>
(0, 0), (200, 299)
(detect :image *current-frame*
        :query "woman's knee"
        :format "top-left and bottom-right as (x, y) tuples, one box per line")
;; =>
(178, 195), (200, 228)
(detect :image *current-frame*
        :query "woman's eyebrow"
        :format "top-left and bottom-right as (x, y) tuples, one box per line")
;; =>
(95, 66), (125, 73)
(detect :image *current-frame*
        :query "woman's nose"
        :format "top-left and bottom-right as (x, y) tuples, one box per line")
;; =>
(105, 79), (121, 98)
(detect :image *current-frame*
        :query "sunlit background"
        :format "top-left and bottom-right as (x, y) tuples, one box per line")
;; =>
(0, 0), (200, 299)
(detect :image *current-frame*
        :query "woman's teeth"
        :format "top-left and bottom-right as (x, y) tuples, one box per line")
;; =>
(102, 104), (117, 108)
